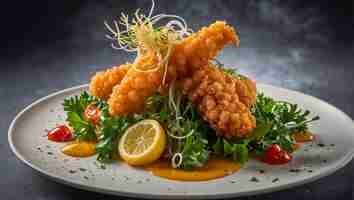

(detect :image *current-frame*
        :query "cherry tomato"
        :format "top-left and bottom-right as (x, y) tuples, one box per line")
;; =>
(84, 104), (101, 126)
(262, 144), (292, 165)
(48, 125), (73, 142)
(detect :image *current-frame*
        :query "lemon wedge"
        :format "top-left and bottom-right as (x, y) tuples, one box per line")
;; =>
(118, 119), (166, 166)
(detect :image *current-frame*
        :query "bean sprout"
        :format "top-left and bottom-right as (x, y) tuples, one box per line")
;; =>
(104, 0), (192, 80)
(166, 129), (195, 140)
(171, 153), (183, 168)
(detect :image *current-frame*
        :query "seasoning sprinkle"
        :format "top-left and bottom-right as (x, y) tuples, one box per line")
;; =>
(250, 177), (259, 182)
(289, 169), (301, 173)
(272, 178), (279, 183)
(317, 143), (325, 147)
(79, 168), (87, 172)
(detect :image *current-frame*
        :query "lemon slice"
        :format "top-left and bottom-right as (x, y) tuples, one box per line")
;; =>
(119, 119), (166, 166)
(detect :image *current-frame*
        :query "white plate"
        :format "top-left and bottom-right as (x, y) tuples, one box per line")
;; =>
(8, 84), (354, 199)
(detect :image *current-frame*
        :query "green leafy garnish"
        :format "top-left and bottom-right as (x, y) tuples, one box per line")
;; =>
(180, 132), (209, 170)
(251, 93), (319, 154)
(144, 88), (211, 170)
(66, 112), (96, 141)
(213, 138), (248, 165)
(61, 81), (319, 169)
(63, 91), (106, 140)
(96, 107), (137, 162)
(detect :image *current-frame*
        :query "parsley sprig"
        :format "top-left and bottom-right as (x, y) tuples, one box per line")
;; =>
(63, 91), (106, 141)
(96, 107), (138, 162)
(145, 90), (211, 170)
(251, 93), (319, 154)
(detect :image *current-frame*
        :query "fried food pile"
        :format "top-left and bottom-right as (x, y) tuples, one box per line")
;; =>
(89, 21), (257, 139)
(179, 64), (256, 139)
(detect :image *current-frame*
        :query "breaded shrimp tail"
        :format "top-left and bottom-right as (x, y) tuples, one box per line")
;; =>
(89, 64), (131, 100)
(179, 64), (256, 139)
(108, 52), (163, 116)
(169, 21), (239, 78)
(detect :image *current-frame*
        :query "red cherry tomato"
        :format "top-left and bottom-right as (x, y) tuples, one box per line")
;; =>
(262, 144), (292, 165)
(48, 125), (73, 142)
(84, 104), (101, 126)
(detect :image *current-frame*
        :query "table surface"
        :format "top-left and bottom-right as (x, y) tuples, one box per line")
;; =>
(1, 0), (354, 199)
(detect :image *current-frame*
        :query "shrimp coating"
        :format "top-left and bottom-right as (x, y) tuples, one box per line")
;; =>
(108, 52), (163, 116)
(106, 21), (239, 116)
(89, 64), (131, 100)
(94, 21), (254, 138)
(92, 21), (255, 139)
(168, 21), (239, 79)
(178, 64), (256, 139)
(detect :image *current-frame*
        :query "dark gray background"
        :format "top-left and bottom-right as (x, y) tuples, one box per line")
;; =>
(1, 0), (354, 199)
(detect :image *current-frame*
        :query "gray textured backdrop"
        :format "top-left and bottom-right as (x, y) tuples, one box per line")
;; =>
(2, 0), (354, 199)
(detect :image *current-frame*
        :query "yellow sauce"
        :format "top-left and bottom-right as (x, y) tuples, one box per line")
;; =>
(144, 158), (241, 181)
(61, 141), (96, 157)
(293, 131), (315, 143)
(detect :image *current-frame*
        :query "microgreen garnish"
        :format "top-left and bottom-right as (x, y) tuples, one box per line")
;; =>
(104, 0), (191, 84)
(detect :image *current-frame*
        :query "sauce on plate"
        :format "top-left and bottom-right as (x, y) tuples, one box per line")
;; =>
(144, 158), (241, 181)
(293, 131), (315, 143)
(61, 141), (96, 157)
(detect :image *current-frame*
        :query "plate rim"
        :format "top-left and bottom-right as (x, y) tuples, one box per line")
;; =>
(8, 83), (354, 199)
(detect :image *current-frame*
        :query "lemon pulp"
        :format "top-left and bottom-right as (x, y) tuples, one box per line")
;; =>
(119, 119), (166, 166)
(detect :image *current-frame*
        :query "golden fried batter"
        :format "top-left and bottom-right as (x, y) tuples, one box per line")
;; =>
(178, 64), (256, 139)
(108, 52), (163, 116)
(168, 21), (239, 79)
(106, 21), (239, 116)
(91, 21), (256, 139)
(89, 64), (131, 100)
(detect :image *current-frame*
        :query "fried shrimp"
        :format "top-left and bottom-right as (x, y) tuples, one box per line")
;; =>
(89, 64), (131, 100)
(103, 21), (239, 116)
(178, 64), (256, 139)
(97, 0), (255, 138)
(169, 21), (239, 78)
(108, 52), (163, 116)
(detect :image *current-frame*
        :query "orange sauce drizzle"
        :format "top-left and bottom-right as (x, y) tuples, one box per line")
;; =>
(293, 131), (315, 143)
(61, 141), (96, 157)
(144, 158), (241, 181)
(58, 133), (315, 180)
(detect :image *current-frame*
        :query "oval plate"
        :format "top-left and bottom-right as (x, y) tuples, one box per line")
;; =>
(8, 84), (354, 199)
